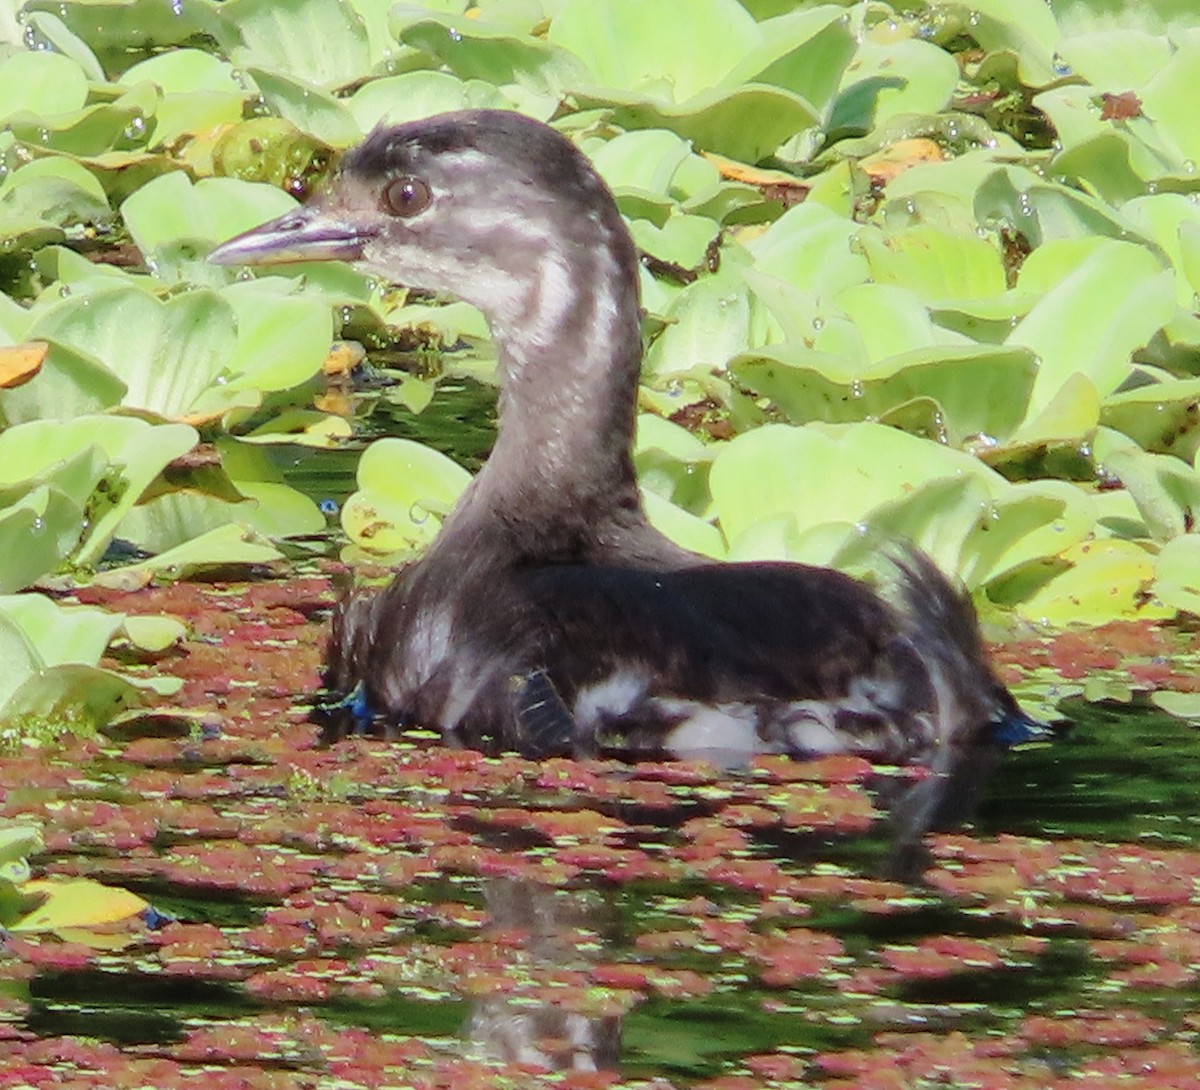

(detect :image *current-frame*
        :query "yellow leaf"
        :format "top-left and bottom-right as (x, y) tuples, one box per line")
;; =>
(1016, 540), (1173, 626)
(859, 138), (944, 184)
(0, 341), (48, 388)
(321, 340), (365, 377)
(11, 878), (148, 933)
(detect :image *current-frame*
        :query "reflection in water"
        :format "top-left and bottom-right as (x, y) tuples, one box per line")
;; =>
(877, 741), (1010, 881)
(462, 736), (1034, 1072)
(466, 880), (621, 1071)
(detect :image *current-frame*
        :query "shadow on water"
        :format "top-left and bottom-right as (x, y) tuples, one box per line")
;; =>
(976, 697), (1200, 844)
(266, 376), (499, 513)
(13, 644), (1200, 1081)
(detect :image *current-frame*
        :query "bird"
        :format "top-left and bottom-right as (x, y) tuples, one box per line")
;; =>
(209, 110), (1042, 803)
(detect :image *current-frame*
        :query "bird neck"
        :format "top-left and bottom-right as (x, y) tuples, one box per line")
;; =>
(435, 205), (655, 561)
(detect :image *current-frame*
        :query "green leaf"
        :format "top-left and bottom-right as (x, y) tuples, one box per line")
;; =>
(1015, 539), (1171, 626)
(0, 490), (86, 594)
(832, 39), (958, 133)
(635, 414), (715, 517)
(117, 438), (324, 550)
(398, 13), (588, 97)
(1140, 40), (1200, 166)
(22, 0), (219, 70)
(348, 71), (521, 133)
(95, 524), (285, 588)
(0, 158), (110, 227)
(549, 0), (761, 103)
(630, 214), (720, 269)
(590, 128), (696, 198)
(0, 339), (126, 426)
(644, 264), (752, 377)
(1008, 240), (1175, 422)
(1051, 132), (1153, 207)
(858, 223), (1007, 302)
(0, 825), (42, 872)
(214, 0), (371, 89)
(708, 421), (1093, 586)
(248, 68), (361, 147)
(22, 12), (105, 83)
(1102, 375), (1200, 462)
(642, 489), (725, 560)
(0, 50), (88, 120)
(120, 172), (298, 265)
(1055, 28), (1169, 90)
(1122, 193), (1200, 308)
(975, 167), (1134, 247)
(731, 7), (853, 113)
(218, 282), (334, 396)
(0, 594), (124, 668)
(2, 664), (146, 731)
(749, 202), (870, 297)
(1010, 371), (1100, 447)
(580, 85), (820, 164)
(29, 285), (237, 420)
(123, 48), (244, 96)
(0, 415), (198, 569)
(341, 438), (472, 558)
(6, 82), (160, 158)
(1093, 429), (1200, 542)
(732, 343), (1038, 446)
(709, 421), (980, 550)
(0, 611), (43, 710)
(1151, 690), (1200, 720)
(121, 49), (246, 149)
(1155, 534), (1200, 617)
(120, 614), (187, 653)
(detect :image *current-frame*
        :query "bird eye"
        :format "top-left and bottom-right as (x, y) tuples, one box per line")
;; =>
(382, 176), (432, 218)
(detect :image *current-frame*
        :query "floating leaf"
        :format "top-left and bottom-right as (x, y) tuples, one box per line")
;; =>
(347, 70), (520, 134)
(1151, 690), (1200, 720)
(30, 285), (237, 420)
(120, 172), (297, 274)
(1016, 539), (1171, 626)
(858, 222), (1008, 302)
(0, 332), (126, 430)
(832, 39), (958, 132)
(247, 67), (361, 147)
(1008, 240), (1175, 423)
(1155, 534), (1200, 617)
(2, 663), (147, 730)
(0, 594), (125, 667)
(10, 878), (148, 933)
(0, 342), (47, 389)
(214, 0), (371, 89)
(96, 524), (285, 588)
(0, 415), (198, 569)
(0, 158), (110, 226)
(0, 50), (88, 120)
(708, 421), (1092, 586)
(1095, 429), (1200, 541)
(642, 489), (726, 560)
(120, 614), (187, 653)
(735, 342), (1038, 447)
(341, 438), (471, 558)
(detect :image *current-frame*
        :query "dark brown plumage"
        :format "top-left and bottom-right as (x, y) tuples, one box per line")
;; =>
(210, 111), (1041, 805)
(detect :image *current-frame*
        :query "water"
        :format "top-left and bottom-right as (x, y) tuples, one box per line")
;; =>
(6, 640), (1200, 1087)
(977, 698), (1200, 844)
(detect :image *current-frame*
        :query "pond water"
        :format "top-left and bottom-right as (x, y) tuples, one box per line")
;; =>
(3, 577), (1200, 1090)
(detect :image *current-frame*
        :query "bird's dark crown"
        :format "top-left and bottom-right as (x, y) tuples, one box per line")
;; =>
(343, 110), (603, 203)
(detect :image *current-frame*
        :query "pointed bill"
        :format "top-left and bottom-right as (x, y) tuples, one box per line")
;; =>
(208, 206), (378, 266)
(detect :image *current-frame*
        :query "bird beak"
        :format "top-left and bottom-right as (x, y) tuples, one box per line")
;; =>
(208, 205), (379, 267)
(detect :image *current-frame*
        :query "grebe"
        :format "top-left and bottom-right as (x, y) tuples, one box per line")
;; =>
(210, 111), (1040, 788)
